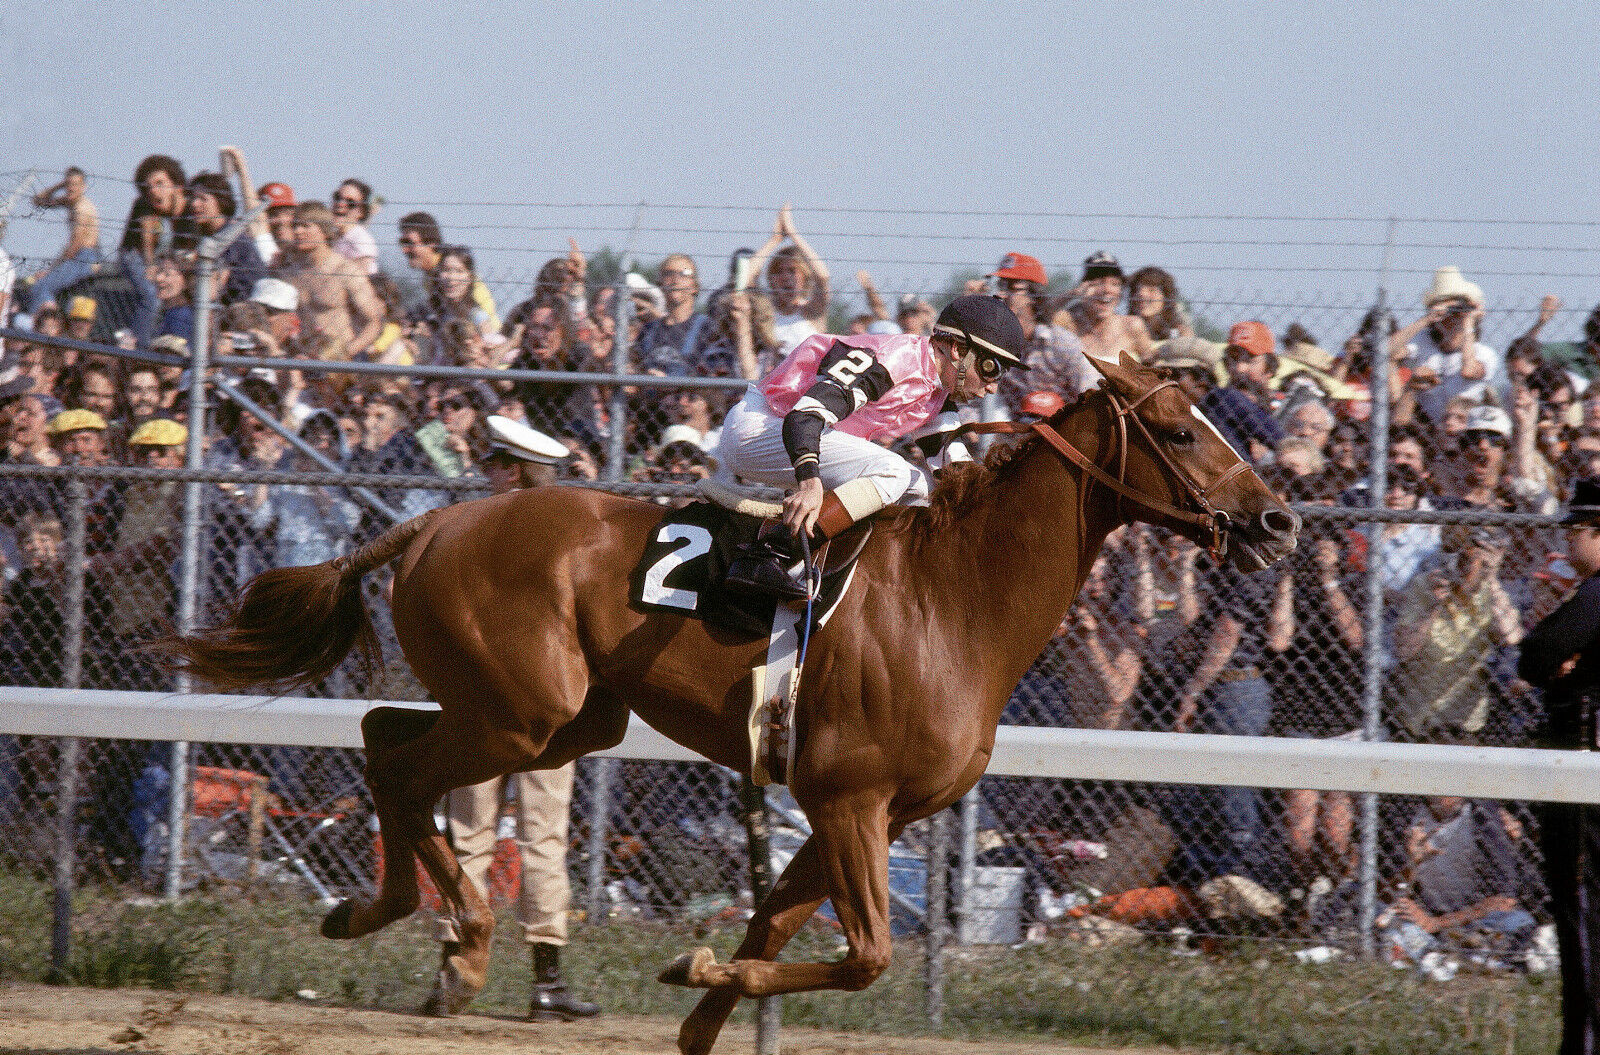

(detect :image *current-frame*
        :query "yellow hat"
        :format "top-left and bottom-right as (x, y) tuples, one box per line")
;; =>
(128, 418), (188, 447)
(47, 409), (107, 435)
(65, 295), (97, 322)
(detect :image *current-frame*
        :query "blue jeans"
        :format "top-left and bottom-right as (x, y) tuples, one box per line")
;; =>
(119, 249), (161, 346)
(24, 247), (100, 313)
(1170, 676), (1275, 881)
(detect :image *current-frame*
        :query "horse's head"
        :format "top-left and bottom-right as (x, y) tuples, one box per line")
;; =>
(1082, 353), (1300, 570)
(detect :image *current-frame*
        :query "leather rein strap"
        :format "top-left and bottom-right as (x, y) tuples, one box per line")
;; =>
(958, 381), (1256, 557)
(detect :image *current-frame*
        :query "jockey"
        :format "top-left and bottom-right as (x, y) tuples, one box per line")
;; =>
(719, 294), (1026, 599)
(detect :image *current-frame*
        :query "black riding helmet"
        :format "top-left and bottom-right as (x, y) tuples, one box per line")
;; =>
(932, 294), (1028, 371)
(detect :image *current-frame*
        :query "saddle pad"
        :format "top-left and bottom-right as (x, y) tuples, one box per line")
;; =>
(629, 500), (860, 637)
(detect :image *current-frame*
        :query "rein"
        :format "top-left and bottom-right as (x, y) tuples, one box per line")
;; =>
(958, 381), (1256, 558)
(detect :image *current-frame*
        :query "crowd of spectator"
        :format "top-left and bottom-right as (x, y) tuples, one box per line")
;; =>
(3, 153), (1599, 963)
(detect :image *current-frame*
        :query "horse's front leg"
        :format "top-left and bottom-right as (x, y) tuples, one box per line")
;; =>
(662, 796), (894, 1000)
(667, 835), (831, 1055)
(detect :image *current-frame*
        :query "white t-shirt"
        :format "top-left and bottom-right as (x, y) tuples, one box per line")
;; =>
(1406, 329), (1506, 421)
(772, 311), (819, 358)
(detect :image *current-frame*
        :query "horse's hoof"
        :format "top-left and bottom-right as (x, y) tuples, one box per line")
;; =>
(658, 946), (716, 987)
(420, 968), (471, 1018)
(320, 899), (356, 939)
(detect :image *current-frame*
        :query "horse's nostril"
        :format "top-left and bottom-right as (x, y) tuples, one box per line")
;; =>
(1260, 508), (1300, 538)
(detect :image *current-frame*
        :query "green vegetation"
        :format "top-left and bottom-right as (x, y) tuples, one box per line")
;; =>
(0, 869), (1560, 1054)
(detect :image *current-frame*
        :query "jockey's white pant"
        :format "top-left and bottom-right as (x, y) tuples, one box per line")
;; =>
(716, 389), (931, 506)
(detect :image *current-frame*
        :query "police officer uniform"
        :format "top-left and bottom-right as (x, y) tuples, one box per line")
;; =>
(1518, 477), (1600, 1055)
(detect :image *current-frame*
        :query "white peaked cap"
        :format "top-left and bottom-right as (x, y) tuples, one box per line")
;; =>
(486, 415), (569, 463)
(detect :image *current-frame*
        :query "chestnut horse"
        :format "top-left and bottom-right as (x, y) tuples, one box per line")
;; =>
(167, 355), (1298, 1055)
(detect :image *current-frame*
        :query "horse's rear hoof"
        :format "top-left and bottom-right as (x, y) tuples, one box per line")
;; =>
(321, 899), (356, 939)
(658, 946), (717, 987)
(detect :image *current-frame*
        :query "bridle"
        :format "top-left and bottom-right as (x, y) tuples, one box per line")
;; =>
(964, 379), (1258, 558)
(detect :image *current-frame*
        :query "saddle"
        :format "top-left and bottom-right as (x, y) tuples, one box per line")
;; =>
(629, 484), (874, 786)
(628, 491), (870, 639)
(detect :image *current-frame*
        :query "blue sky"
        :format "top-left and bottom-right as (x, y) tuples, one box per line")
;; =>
(4, 1), (1597, 333)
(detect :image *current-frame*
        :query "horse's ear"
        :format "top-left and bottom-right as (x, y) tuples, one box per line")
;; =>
(1093, 352), (1144, 400)
(1119, 349), (1140, 370)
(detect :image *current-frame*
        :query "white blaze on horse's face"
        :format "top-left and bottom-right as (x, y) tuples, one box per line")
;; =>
(1190, 404), (1249, 469)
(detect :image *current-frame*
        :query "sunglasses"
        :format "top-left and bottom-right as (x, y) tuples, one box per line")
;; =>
(440, 397), (472, 412)
(333, 195), (363, 208)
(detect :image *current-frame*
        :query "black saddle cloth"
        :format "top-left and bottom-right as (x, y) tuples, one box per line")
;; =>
(628, 500), (865, 638)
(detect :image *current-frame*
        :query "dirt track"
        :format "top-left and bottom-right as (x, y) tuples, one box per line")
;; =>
(0, 982), (1176, 1055)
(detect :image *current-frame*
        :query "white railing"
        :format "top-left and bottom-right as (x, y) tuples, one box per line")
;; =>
(5, 686), (1598, 803)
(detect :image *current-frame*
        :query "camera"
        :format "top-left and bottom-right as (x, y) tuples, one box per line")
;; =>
(1442, 301), (1473, 318)
(225, 330), (258, 351)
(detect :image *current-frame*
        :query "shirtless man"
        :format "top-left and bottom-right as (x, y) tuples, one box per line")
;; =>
(285, 202), (382, 360)
(1062, 251), (1154, 365)
(26, 167), (101, 313)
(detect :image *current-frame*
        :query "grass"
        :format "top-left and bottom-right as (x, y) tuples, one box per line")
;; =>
(0, 867), (1562, 1054)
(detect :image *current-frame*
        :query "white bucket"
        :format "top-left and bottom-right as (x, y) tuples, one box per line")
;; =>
(962, 865), (1026, 945)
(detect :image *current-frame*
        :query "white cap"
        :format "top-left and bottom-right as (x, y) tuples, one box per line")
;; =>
(657, 424), (705, 451)
(1464, 404), (1512, 438)
(486, 414), (569, 463)
(250, 277), (299, 312)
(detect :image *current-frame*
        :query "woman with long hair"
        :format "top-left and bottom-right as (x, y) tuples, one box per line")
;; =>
(1125, 266), (1194, 341)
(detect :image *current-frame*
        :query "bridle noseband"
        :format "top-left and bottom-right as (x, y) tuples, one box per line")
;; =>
(964, 380), (1259, 559)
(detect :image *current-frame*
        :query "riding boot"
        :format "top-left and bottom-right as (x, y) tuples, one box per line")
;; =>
(529, 942), (600, 1022)
(723, 523), (809, 601)
(723, 481), (884, 602)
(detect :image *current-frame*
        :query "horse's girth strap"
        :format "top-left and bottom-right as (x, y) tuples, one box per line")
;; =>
(1029, 421), (1213, 529)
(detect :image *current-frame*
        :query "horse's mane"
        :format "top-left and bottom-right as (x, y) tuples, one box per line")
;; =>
(877, 406), (1069, 543)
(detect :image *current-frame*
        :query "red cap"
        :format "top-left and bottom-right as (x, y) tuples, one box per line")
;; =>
(258, 182), (296, 210)
(1226, 320), (1275, 357)
(991, 252), (1048, 286)
(1020, 390), (1065, 418)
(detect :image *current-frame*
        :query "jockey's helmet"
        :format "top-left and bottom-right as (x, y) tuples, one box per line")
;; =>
(933, 295), (1027, 371)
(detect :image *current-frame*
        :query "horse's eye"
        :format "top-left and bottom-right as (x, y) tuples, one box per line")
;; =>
(1169, 429), (1196, 446)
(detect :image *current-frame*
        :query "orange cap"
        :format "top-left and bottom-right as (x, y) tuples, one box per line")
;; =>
(1227, 320), (1275, 357)
(991, 252), (1047, 286)
(258, 182), (296, 210)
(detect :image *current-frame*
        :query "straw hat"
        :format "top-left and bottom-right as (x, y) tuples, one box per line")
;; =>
(1423, 266), (1484, 309)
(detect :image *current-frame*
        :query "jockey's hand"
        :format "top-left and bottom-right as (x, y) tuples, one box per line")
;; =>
(783, 478), (825, 537)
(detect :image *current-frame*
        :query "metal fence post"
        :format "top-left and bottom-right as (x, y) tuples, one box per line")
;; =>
(49, 476), (87, 979)
(584, 758), (613, 921)
(1358, 221), (1398, 957)
(742, 780), (779, 1055)
(954, 786), (978, 944)
(924, 811), (950, 1027)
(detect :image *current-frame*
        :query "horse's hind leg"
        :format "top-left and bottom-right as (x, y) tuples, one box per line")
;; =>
(321, 707), (441, 941)
(672, 836), (830, 1055)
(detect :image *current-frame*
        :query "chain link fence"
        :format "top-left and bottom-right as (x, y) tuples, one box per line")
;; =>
(0, 272), (1591, 1012)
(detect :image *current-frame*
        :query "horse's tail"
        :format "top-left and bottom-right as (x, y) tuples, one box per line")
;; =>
(159, 510), (438, 694)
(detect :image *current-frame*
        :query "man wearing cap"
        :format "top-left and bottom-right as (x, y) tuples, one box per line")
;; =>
(1390, 266), (1507, 425)
(1199, 321), (1284, 463)
(718, 294), (1027, 598)
(258, 182), (297, 267)
(47, 408), (109, 468)
(1064, 251), (1153, 366)
(1151, 335), (1225, 405)
(1519, 478), (1600, 1053)
(422, 416), (598, 1023)
(1436, 404), (1555, 516)
(249, 277), (303, 353)
(989, 252), (1094, 408)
